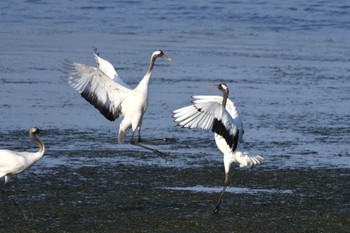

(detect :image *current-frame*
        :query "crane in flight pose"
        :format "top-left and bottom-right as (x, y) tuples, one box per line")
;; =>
(173, 83), (263, 213)
(61, 49), (172, 156)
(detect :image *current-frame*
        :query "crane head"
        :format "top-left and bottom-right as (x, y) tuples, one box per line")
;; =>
(153, 50), (173, 62)
(29, 127), (45, 135)
(208, 83), (229, 94)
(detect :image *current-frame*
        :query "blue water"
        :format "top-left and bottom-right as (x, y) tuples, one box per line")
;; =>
(0, 0), (349, 169)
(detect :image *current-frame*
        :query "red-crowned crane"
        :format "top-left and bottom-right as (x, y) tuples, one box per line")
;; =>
(61, 49), (172, 145)
(173, 83), (263, 213)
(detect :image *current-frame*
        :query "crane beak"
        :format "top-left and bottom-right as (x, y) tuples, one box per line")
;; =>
(38, 129), (48, 135)
(208, 84), (220, 89)
(162, 54), (173, 62)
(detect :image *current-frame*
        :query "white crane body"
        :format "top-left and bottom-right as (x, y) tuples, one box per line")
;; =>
(173, 83), (263, 213)
(61, 49), (172, 144)
(0, 127), (45, 192)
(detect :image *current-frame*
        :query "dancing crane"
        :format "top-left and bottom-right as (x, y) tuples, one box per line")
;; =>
(60, 49), (172, 145)
(173, 83), (263, 214)
(0, 127), (45, 194)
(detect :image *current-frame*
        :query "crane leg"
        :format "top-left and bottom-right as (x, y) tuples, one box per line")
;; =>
(129, 130), (136, 144)
(2, 179), (8, 195)
(129, 124), (166, 157)
(1, 181), (28, 220)
(1, 185), (5, 196)
(213, 172), (229, 214)
(137, 126), (142, 143)
(11, 197), (28, 221)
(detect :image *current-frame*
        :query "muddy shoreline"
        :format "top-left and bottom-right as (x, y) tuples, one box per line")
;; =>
(1, 0), (350, 232)
(1, 160), (349, 232)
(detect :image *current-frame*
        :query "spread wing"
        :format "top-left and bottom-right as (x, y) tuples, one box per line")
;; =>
(93, 48), (130, 89)
(173, 101), (239, 151)
(60, 60), (131, 121)
(192, 95), (243, 129)
(192, 95), (244, 141)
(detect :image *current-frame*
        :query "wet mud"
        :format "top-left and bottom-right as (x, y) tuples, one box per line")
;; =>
(1, 150), (349, 232)
(1, 0), (350, 232)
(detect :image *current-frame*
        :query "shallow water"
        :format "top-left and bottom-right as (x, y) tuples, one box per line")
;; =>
(162, 185), (293, 194)
(0, 0), (349, 232)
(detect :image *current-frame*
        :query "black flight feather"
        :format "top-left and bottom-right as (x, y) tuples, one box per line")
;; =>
(81, 89), (120, 121)
(211, 118), (239, 152)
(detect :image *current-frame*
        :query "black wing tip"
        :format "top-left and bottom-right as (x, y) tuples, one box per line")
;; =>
(230, 129), (239, 152)
(80, 91), (119, 122)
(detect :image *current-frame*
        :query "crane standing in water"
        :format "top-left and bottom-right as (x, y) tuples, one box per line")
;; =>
(61, 49), (172, 156)
(173, 83), (263, 214)
(0, 127), (45, 220)
(0, 127), (45, 194)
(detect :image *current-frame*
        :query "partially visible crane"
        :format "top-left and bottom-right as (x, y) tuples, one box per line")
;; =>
(0, 127), (46, 220)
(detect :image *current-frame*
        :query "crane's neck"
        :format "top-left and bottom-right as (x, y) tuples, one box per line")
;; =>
(135, 55), (157, 92)
(30, 132), (45, 158)
(222, 89), (229, 107)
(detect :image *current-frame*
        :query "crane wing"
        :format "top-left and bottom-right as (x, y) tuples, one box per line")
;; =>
(192, 95), (244, 141)
(60, 60), (130, 121)
(192, 95), (243, 128)
(173, 101), (239, 151)
(93, 48), (130, 89)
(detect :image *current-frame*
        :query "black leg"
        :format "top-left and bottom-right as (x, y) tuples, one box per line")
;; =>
(137, 127), (142, 143)
(11, 197), (28, 221)
(129, 130), (136, 144)
(2, 181), (7, 196)
(1, 182), (28, 221)
(132, 143), (167, 157)
(213, 172), (229, 214)
(128, 126), (166, 157)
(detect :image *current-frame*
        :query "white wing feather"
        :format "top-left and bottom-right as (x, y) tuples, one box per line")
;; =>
(60, 61), (130, 121)
(173, 101), (237, 136)
(192, 95), (243, 129)
(93, 50), (130, 89)
(192, 95), (244, 141)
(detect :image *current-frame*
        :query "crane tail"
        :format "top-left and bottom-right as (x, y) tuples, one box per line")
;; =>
(118, 129), (126, 143)
(118, 122), (131, 144)
(236, 153), (264, 168)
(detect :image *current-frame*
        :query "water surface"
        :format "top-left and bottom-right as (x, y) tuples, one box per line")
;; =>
(0, 0), (349, 232)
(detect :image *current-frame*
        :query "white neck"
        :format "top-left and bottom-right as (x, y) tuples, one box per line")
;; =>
(29, 132), (45, 162)
(135, 54), (157, 92)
